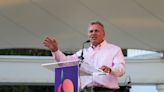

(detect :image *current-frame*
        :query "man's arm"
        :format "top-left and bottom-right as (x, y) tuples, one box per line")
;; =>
(110, 49), (125, 77)
(43, 36), (79, 62)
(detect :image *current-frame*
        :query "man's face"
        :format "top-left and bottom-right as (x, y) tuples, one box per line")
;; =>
(88, 24), (105, 46)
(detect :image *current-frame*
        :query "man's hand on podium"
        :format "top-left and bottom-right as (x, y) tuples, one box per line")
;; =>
(99, 65), (111, 74)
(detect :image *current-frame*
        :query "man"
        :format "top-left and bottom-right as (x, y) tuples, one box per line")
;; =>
(43, 21), (125, 92)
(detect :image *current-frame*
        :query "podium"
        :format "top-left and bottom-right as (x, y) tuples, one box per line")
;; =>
(42, 60), (105, 92)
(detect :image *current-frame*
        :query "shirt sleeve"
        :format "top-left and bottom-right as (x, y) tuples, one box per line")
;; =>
(110, 48), (125, 77)
(51, 50), (79, 62)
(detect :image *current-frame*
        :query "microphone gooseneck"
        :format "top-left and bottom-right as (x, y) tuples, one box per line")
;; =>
(80, 40), (90, 60)
(79, 40), (90, 66)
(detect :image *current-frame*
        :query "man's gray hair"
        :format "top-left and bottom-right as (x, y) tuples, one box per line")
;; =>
(89, 21), (104, 28)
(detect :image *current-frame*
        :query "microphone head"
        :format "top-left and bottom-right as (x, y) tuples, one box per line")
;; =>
(85, 40), (90, 43)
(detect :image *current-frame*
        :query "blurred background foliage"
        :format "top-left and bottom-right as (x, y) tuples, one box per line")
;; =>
(0, 85), (53, 92)
(0, 48), (51, 56)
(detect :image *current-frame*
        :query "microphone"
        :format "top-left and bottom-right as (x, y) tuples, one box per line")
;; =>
(84, 40), (90, 43)
(79, 40), (90, 66)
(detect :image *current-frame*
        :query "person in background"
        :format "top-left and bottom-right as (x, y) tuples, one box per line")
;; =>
(43, 21), (125, 92)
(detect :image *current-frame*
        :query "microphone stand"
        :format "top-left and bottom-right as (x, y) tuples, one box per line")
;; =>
(78, 40), (90, 92)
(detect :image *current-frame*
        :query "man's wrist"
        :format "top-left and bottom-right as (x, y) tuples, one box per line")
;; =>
(51, 48), (58, 52)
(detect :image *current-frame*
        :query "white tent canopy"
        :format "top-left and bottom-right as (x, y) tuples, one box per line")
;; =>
(0, 0), (164, 52)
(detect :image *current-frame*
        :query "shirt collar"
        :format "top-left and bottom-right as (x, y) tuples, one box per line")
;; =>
(91, 40), (107, 49)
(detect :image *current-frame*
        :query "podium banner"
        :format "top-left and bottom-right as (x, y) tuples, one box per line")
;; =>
(55, 65), (78, 92)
